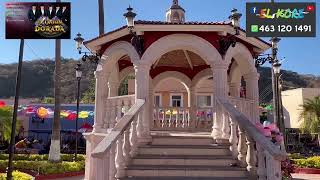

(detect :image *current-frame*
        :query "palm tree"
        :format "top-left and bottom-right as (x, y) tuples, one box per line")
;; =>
(48, 38), (61, 162)
(0, 106), (21, 143)
(300, 96), (320, 133)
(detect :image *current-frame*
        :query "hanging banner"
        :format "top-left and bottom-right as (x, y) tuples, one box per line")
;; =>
(5, 2), (71, 39)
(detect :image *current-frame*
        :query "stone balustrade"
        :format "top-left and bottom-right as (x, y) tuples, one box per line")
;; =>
(152, 107), (214, 131)
(216, 97), (287, 180)
(104, 95), (135, 129)
(88, 99), (145, 180)
(229, 97), (255, 122)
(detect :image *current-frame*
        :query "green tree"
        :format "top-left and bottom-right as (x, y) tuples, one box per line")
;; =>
(300, 96), (320, 133)
(81, 79), (95, 104)
(0, 107), (21, 142)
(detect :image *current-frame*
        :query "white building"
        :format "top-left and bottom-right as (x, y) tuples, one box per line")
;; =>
(282, 88), (320, 128)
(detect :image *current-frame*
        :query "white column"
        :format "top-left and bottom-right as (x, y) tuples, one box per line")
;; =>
(134, 63), (152, 144)
(188, 86), (197, 129)
(229, 82), (241, 97)
(93, 71), (109, 133)
(212, 63), (228, 139)
(108, 82), (120, 97)
(149, 84), (155, 130)
(244, 72), (260, 123)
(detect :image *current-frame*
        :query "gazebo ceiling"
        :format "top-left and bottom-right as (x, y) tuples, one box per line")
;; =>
(118, 50), (207, 69)
(154, 50), (206, 69)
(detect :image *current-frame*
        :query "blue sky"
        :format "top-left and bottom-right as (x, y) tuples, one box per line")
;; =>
(0, 0), (319, 75)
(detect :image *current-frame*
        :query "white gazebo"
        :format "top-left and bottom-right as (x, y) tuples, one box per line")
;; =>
(83, 1), (287, 180)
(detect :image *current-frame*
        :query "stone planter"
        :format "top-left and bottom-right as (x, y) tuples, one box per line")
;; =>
(294, 167), (320, 174)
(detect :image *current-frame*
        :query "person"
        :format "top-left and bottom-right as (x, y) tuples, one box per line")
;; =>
(39, 4), (47, 18)
(55, 5), (61, 18)
(59, 5), (69, 25)
(15, 138), (29, 149)
(28, 5), (40, 22)
(47, 5), (56, 19)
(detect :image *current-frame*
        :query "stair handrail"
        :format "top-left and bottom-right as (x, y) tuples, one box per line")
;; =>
(91, 98), (145, 157)
(217, 97), (287, 161)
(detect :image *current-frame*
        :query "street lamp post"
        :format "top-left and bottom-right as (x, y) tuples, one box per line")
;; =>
(74, 33), (102, 68)
(7, 39), (25, 180)
(218, 8), (242, 56)
(74, 63), (82, 161)
(123, 6), (144, 57)
(255, 37), (284, 134)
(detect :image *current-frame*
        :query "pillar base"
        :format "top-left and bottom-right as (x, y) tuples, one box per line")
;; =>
(211, 128), (222, 140)
(215, 138), (230, 145)
(92, 124), (104, 133)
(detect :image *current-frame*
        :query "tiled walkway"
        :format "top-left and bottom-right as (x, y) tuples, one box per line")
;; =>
(54, 174), (320, 180)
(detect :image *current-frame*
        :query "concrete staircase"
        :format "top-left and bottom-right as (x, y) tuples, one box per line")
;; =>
(122, 133), (249, 180)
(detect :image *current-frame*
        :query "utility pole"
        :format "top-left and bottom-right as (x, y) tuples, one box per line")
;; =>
(98, 0), (105, 35)
(7, 39), (24, 180)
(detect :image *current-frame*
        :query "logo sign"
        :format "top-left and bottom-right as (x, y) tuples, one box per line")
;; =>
(5, 2), (71, 39)
(246, 2), (316, 37)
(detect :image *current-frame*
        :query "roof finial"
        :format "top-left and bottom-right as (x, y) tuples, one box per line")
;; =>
(166, 0), (185, 23)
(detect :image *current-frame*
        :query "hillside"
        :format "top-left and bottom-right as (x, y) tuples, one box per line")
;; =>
(0, 59), (95, 103)
(0, 59), (319, 103)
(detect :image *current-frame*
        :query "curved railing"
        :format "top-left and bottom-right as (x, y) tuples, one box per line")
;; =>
(216, 97), (287, 180)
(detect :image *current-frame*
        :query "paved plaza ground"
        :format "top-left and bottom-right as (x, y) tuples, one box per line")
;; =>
(54, 174), (320, 180)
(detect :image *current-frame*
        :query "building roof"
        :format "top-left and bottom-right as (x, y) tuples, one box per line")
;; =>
(135, 20), (229, 25)
(84, 20), (271, 52)
(84, 20), (230, 45)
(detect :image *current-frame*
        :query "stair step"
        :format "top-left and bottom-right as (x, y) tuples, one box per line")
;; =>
(121, 177), (249, 180)
(132, 155), (237, 166)
(138, 145), (231, 156)
(152, 136), (213, 146)
(126, 165), (247, 178)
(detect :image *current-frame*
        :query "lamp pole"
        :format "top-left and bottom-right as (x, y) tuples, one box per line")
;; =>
(7, 39), (24, 180)
(75, 63), (82, 161)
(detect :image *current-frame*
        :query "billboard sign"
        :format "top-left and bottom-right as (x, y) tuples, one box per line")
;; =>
(246, 2), (316, 37)
(5, 2), (71, 39)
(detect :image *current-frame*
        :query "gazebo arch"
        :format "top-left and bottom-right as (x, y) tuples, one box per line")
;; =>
(224, 42), (257, 75)
(191, 68), (213, 88)
(153, 71), (192, 90)
(140, 34), (223, 67)
(119, 66), (135, 82)
(100, 41), (140, 76)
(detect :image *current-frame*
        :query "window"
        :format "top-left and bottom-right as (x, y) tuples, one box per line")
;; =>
(154, 94), (161, 107)
(170, 94), (183, 107)
(197, 94), (213, 107)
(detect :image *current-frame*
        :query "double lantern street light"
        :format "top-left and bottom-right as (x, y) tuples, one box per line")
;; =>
(255, 37), (285, 136)
(72, 33), (102, 161)
(74, 63), (82, 161)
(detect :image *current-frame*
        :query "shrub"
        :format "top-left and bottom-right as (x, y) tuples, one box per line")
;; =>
(293, 156), (320, 169)
(0, 171), (33, 180)
(0, 160), (85, 175)
(288, 153), (305, 159)
(0, 154), (85, 161)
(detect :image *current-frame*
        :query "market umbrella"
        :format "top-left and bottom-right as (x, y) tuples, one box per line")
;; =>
(36, 107), (48, 119)
(79, 123), (93, 133)
(0, 101), (6, 108)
